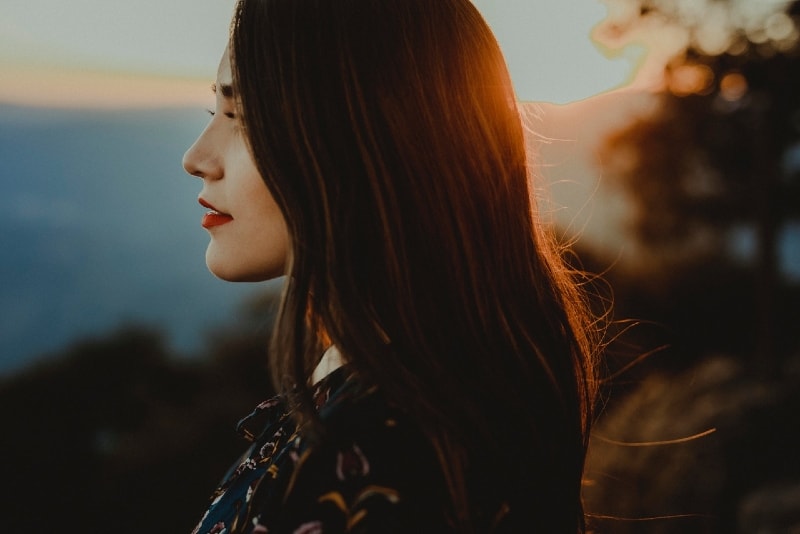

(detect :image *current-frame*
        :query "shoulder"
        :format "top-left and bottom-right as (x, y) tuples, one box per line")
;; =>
(269, 369), (454, 532)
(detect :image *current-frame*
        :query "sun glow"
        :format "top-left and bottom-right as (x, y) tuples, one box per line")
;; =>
(0, 62), (212, 109)
(0, 1), (640, 108)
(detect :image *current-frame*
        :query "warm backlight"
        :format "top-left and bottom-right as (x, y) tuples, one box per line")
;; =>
(0, 62), (212, 109)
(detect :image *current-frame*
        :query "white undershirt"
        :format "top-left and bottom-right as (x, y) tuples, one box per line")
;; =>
(311, 345), (345, 385)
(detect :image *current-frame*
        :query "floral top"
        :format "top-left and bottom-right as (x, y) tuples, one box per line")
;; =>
(191, 366), (453, 533)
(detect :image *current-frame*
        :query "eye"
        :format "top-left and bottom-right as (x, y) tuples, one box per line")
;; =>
(205, 109), (236, 119)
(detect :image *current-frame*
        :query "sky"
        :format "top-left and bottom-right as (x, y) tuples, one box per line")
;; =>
(0, 0), (646, 108)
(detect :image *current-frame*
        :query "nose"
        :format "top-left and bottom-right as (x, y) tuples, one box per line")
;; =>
(182, 125), (222, 180)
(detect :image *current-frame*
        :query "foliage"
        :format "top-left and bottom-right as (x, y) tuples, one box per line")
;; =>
(0, 290), (279, 533)
(581, 2), (800, 530)
(594, 0), (800, 366)
(585, 354), (800, 533)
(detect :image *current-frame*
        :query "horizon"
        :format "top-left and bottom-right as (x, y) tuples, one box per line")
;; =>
(0, 94), (638, 375)
(0, 1), (656, 109)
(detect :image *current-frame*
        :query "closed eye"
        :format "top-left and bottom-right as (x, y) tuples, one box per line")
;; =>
(206, 109), (236, 119)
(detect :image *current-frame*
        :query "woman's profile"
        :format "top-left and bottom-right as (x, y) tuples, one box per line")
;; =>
(183, 0), (599, 532)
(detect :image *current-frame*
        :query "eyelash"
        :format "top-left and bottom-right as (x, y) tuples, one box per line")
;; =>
(206, 109), (236, 119)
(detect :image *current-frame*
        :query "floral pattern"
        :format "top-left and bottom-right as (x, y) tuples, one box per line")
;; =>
(191, 367), (454, 533)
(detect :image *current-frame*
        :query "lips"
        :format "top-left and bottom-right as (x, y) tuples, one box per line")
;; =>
(199, 198), (234, 228)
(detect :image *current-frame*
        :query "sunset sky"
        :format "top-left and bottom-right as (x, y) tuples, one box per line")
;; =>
(0, 0), (648, 108)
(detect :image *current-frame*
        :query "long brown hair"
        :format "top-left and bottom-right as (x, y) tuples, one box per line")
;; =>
(230, 0), (599, 530)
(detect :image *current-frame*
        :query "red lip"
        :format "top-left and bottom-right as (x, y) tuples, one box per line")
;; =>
(199, 197), (233, 228)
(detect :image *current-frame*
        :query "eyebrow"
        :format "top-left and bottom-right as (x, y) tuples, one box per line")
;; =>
(211, 83), (235, 98)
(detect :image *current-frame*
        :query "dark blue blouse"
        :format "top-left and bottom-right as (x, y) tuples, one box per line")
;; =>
(191, 367), (453, 533)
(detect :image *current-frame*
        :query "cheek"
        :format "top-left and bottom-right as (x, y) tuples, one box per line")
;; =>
(239, 172), (286, 239)
(205, 145), (291, 281)
(218, 184), (289, 281)
(248, 192), (290, 268)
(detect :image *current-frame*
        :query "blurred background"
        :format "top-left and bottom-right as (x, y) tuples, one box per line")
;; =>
(1, 0), (798, 532)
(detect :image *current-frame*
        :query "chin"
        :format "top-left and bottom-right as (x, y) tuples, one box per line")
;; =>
(206, 251), (286, 282)
(207, 263), (274, 282)
(210, 269), (263, 282)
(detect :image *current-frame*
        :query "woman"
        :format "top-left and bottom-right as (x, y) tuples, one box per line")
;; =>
(183, 0), (599, 532)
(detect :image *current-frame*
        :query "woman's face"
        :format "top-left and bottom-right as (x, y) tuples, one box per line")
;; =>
(183, 47), (290, 282)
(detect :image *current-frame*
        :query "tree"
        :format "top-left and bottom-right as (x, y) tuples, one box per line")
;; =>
(0, 289), (280, 533)
(595, 0), (800, 368)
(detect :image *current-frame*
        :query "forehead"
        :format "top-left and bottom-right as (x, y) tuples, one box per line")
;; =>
(216, 46), (233, 86)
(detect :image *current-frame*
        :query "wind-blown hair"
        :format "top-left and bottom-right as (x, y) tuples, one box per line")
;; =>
(230, 0), (599, 531)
